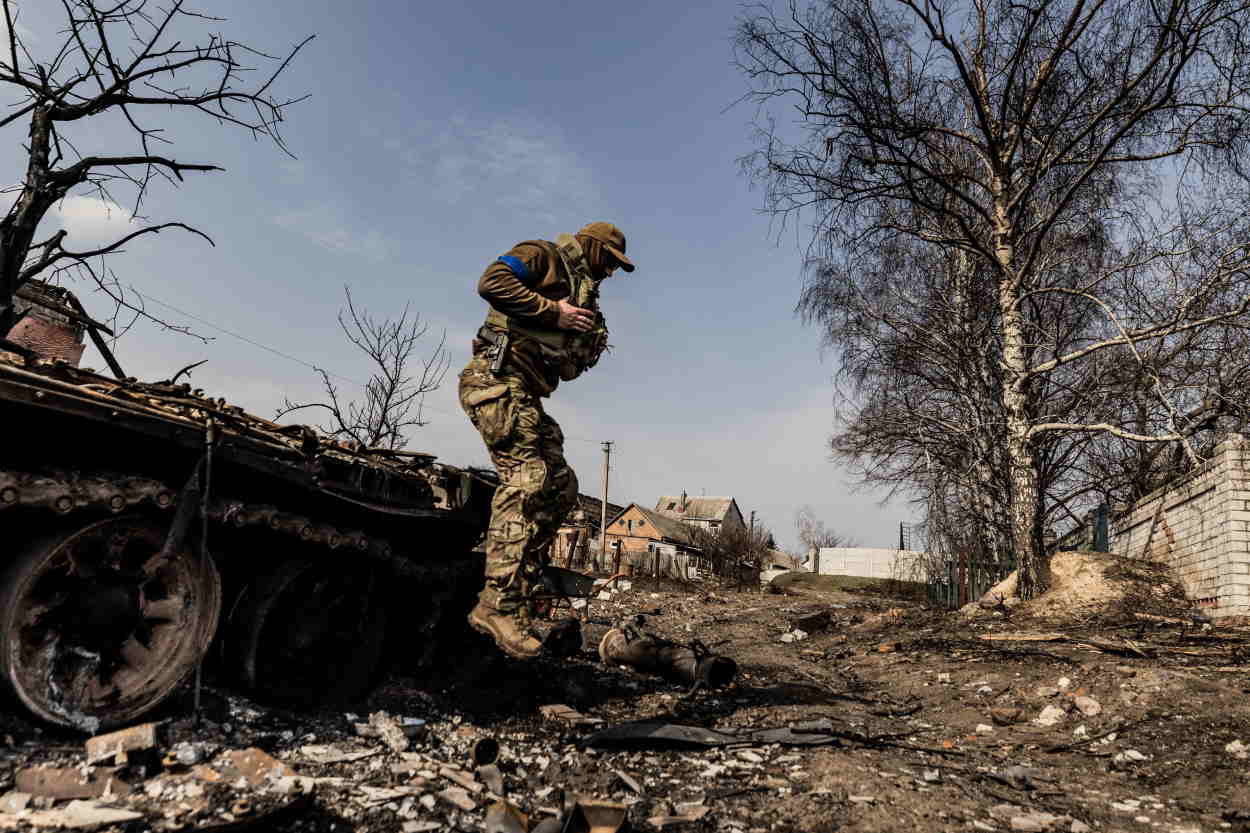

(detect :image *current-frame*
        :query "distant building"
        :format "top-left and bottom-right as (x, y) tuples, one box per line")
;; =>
(553, 494), (624, 568)
(812, 547), (926, 581)
(605, 504), (699, 555)
(762, 549), (806, 571)
(654, 492), (747, 536)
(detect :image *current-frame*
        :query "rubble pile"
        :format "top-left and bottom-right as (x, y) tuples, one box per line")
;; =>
(0, 573), (1247, 832)
(963, 550), (1194, 624)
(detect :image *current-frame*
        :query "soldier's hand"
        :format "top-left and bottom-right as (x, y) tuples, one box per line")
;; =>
(557, 300), (595, 332)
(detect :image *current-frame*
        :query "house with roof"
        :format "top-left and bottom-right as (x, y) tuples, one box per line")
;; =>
(602, 503), (703, 576)
(654, 492), (747, 537)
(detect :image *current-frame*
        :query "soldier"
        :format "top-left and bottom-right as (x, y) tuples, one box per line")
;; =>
(459, 222), (635, 658)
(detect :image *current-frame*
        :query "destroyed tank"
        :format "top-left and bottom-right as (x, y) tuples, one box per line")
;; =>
(0, 352), (495, 732)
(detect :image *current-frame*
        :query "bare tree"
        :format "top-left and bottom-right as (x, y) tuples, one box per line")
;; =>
(276, 288), (450, 451)
(737, 0), (1250, 598)
(794, 504), (850, 552)
(0, 0), (310, 340)
(689, 522), (776, 578)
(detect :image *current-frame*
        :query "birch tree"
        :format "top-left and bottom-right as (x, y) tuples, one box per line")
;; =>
(737, 0), (1250, 597)
(0, 0), (309, 339)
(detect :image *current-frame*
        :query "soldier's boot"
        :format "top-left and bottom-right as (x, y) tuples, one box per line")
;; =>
(468, 601), (543, 660)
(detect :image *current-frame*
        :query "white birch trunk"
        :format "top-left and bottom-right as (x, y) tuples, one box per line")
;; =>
(995, 193), (1046, 599)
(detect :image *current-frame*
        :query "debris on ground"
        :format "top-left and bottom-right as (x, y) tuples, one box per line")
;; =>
(0, 565), (1245, 833)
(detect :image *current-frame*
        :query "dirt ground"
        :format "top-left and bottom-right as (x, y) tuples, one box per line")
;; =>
(1, 553), (1249, 832)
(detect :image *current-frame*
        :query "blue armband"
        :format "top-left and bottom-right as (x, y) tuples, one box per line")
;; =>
(497, 255), (530, 280)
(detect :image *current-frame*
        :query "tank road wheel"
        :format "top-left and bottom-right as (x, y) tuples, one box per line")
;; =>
(234, 560), (387, 707)
(0, 516), (221, 732)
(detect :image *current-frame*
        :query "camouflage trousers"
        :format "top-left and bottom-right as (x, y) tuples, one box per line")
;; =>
(458, 354), (579, 613)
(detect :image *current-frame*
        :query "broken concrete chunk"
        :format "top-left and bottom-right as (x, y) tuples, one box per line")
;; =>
(1034, 705), (1067, 727)
(25, 799), (143, 829)
(1225, 739), (1248, 759)
(438, 786), (477, 811)
(538, 703), (603, 727)
(1113, 749), (1148, 764)
(673, 801), (710, 818)
(403, 823), (443, 833)
(438, 765), (484, 794)
(358, 785), (421, 806)
(0, 792), (31, 813)
(367, 711), (409, 753)
(299, 744), (380, 765)
(166, 741), (212, 768)
(84, 722), (162, 765)
(1073, 695), (1101, 717)
(1010, 811), (1059, 832)
(215, 748), (298, 789)
(15, 766), (130, 800)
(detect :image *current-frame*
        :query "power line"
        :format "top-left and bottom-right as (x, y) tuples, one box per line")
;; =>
(123, 285), (607, 444)
(129, 286), (367, 389)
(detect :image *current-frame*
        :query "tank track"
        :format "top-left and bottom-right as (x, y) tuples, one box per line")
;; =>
(0, 466), (466, 672)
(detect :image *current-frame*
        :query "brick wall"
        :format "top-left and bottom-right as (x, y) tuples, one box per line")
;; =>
(7, 287), (86, 366)
(1111, 434), (1250, 616)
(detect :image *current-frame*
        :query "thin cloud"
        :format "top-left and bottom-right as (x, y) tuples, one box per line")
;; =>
(272, 205), (390, 262)
(404, 117), (600, 222)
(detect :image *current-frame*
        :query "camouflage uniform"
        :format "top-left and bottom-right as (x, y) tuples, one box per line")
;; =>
(458, 354), (578, 613)
(460, 223), (634, 656)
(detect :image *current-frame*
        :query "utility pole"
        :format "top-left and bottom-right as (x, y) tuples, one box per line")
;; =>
(600, 441), (612, 570)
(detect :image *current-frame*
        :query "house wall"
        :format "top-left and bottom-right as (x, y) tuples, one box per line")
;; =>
(1110, 434), (1250, 615)
(813, 547), (927, 580)
(7, 290), (85, 366)
(727, 503), (747, 535)
(605, 507), (664, 543)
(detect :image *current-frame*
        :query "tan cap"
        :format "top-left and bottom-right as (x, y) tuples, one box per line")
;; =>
(577, 221), (635, 272)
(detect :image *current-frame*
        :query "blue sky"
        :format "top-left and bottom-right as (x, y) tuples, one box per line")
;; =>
(7, 0), (910, 551)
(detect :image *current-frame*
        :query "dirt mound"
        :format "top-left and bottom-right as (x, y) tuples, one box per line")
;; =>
(964, 550), (1192, 623)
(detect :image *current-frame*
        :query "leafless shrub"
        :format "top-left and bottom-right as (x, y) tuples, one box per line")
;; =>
(276, 288), (449, 451)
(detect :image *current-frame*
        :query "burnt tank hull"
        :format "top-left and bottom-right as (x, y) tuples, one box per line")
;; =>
(0, 357), (492, 730)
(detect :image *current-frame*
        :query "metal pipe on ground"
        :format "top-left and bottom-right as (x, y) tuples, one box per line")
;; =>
(597, 626), (737, 689)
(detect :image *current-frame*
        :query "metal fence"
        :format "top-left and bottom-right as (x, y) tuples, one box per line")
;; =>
(927, 556), (1017, 609)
